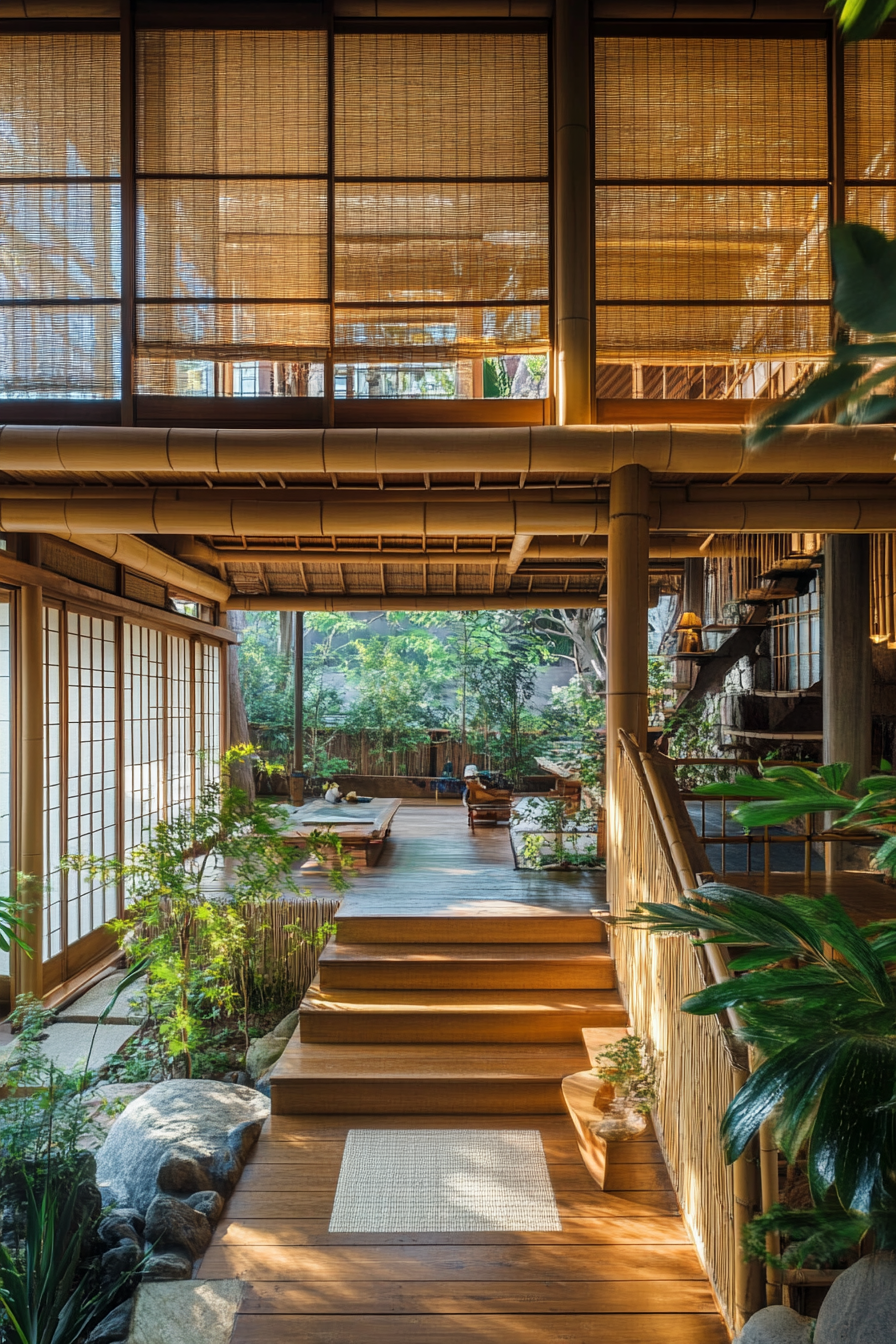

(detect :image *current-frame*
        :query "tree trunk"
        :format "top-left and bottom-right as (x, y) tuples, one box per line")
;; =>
(226, 610), (256, 804)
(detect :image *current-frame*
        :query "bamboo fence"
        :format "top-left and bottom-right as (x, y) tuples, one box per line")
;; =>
(611, 732), (761, 1334)
(241, 894), (340, 1002)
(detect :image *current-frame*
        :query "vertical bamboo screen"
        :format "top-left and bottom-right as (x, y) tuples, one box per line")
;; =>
(613, 740), (744, 1333)
(871, 534), (896, 647)
(0, 33), (121, 397)
(0, 593), (10, 979)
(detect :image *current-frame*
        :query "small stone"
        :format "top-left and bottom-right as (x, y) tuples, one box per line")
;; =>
(101, 1238), (142, 1280)
(141, 1248), (194, 1281)
(184, 1191), (225, 1227)
(815, 1252), (896, 1344)
(129, 1280), (244, 1344)
(144, 1195), (213, 1260)
(245, 1009), (298, 1081)
(114, 1207), (146, 1235)
(98, 1216), (143, 1248)
(734, 1305), (813, 1344)
(84, 1298), (135, 1344)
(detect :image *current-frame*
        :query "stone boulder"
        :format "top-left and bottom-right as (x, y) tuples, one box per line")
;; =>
(184, 1191), (225, 1226)
(815, 1252), (896, 1344)
(128, 1280), (244, 1344)
(141, 1248), (194, 1281)
(144, 1194), (214, 1261)
(245, 1008), (298, 1082)
(735, 1304), (813, 1343)
(84, 1298), (134, 1344)
(96, 1079), (269, 1214)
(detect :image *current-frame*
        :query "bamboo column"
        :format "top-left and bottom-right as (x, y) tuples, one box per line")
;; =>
(554, 0), (593, 425)
(15, 585), (43, 1000)
(823, 534), (872, 871)
(606, 466), (651, 900)
(292, 611), (305, 805)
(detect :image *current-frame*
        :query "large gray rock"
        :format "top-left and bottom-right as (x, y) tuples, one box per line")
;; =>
(245, 1008), (298, 1082)
(144, 1195), (213, 1261)
(735, 1305), (813, 1344)
(184, 1191), (224, 1227)
(96, 1080), (269, 1214)
(815, 1252), (896, 1344)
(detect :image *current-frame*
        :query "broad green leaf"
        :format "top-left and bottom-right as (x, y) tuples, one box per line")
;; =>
(830, 223), (896, 333)
(683, 965), (837, 1017)
(747, 361), (871, 448)
(818, 763), (852, 793)
(808, 1034), (896, 1210)
(829, 0), (896, 42)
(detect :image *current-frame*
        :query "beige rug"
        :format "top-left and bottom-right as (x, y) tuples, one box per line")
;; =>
(328, 1129), (562, 1232)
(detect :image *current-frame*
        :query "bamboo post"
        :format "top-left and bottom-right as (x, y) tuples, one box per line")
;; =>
(15, 585), (43, 1000)
(554, 0), (593, 425)
(292, 611), (305, 805)
(823, 534), (872, 873)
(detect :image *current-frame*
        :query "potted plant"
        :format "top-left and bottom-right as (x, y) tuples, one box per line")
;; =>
(589, 1035), (657, 1141)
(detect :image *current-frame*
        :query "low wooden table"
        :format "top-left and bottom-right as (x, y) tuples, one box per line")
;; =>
(279, 797), (402, 867)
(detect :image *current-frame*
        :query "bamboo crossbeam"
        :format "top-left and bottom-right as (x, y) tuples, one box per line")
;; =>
(60, 533), (231, 603)
(226, 593), (608, 611)
(4, 423), (896, 478)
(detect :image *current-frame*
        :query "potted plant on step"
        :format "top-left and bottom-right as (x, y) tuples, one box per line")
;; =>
(589, 1035), (657, 1141)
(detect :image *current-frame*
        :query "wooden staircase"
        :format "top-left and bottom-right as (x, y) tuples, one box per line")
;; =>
(270, 904), (626, 1115)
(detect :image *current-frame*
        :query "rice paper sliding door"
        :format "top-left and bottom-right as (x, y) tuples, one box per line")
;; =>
(123, 623), (164, 859)
(65, 612), (118, 949)
(166, 634), (194, 820)
(194, 641), (221, 797)
(0, 593), (11, 982)
(43, 606), (63, 962)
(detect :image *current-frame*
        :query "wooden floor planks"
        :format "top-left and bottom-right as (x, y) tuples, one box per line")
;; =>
(199, 806), (728, 1343)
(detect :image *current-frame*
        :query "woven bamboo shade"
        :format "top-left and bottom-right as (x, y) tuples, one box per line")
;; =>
(334, 32), (549, 361)
(871, 534), (896, 646)
(844, 41), (896, 242)
(135, 29), (329, 368)
(594, 36), (830, 365)
(0, 34), (120, 398)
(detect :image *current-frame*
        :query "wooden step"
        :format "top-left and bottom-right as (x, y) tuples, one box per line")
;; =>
(317, 943), (616, 991)
(300, 984), (627, 1044)
(269, 1041), (589, 1114)
(334, 909), (605, 945)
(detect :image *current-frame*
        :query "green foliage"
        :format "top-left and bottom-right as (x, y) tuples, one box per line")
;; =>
(64, 747), (347, 1079)
(514, 797), (601, 870)
(664, 699), (725, 787)
(0, 999), (103, 1198)
(590, 1035), (658, 1115)
(828, 0), (896, 41)
(749, 224), (896, 445)
(0, 1167), (139, 1344)
(694, 759), (896, 877)
(742, 1199), (896, 1269)
(342, 632), (449, 768)
(0, 883), (33, 961)
(616, 883), (896, 1215)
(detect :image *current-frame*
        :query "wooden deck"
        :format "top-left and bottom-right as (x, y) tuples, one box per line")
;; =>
(200, 805), (728, 1344)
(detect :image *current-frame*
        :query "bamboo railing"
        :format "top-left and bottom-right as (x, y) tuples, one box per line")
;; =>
(612, 731), (762, 1334)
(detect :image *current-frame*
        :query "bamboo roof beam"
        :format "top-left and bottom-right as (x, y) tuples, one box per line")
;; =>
(4, 423), (896, 479)
(226, 594), (610, 612)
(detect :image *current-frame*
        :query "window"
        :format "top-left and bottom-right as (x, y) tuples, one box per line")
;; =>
(194, 642), (221, 796)
(594, 35), (830, 400)
(134, 28), (329, 396)
(167, 634), (193, 819)
(845, 40), (896, 235)
(770, 581), (822, 692)
(0, 592), (10, 977)
(0, 34), (121, 398)
(123, 622), (164, 855)
(44, 606), (63, 959)
(335, 31), (549, 384)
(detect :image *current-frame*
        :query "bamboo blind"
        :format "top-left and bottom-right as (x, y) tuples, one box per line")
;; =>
(613, 740), (742, 1333)
(845, 40), (896, 237)
(594, 37), (830, 364)
(0, 34), (121, 398)
(334, 32), (549, 361)
(871, 534), (896, 647)
(135, 29), (330, 369)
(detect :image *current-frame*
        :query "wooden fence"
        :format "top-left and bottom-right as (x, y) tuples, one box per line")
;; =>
(611, 732), (762, 1334)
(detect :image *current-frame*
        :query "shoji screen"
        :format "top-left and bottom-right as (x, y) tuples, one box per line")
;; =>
(594, 36), (830, 398)
(123, 623), (164, 855)
(0, 34), (120, 397)
(845, 40), (896, 232)
(65, 612), (118, 944)
(334, 32), (550, 362)
(194, 642), (221, 796)
(44, 607), (63, 960)
(135, 29), (329, 390)
(0, 593), (10, 978)
(167, 634), (194, 818)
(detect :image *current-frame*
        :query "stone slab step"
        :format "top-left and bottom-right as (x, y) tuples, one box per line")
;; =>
(317, 943), (615, 991)
(300, 984), (627, 1044)
(269, 1041), (590, 1115)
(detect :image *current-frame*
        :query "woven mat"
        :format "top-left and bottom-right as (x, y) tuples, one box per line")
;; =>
(328, 1129), (561, 1232)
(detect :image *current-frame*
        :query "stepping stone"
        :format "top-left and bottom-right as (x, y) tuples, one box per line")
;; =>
(58, 970), (147, 1024)
(37, 1021), (139, 1073)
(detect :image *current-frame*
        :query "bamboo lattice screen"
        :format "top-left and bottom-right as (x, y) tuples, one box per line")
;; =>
(0, 34), (121, 398)
(871, 533), (896, 646)
(594, 36), (831, 368)
(334, 32), (549, 362)
(845, 40), (896, 235)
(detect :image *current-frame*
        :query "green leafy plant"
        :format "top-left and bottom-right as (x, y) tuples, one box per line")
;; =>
(590, 1035), (658, 1115)
(0, 1167), (140, 1344)
(828, 0), (896, 41)
(694, 760), (896, 876)
(64, 747), (348, 1079)
(616, 882), (896, 1238)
